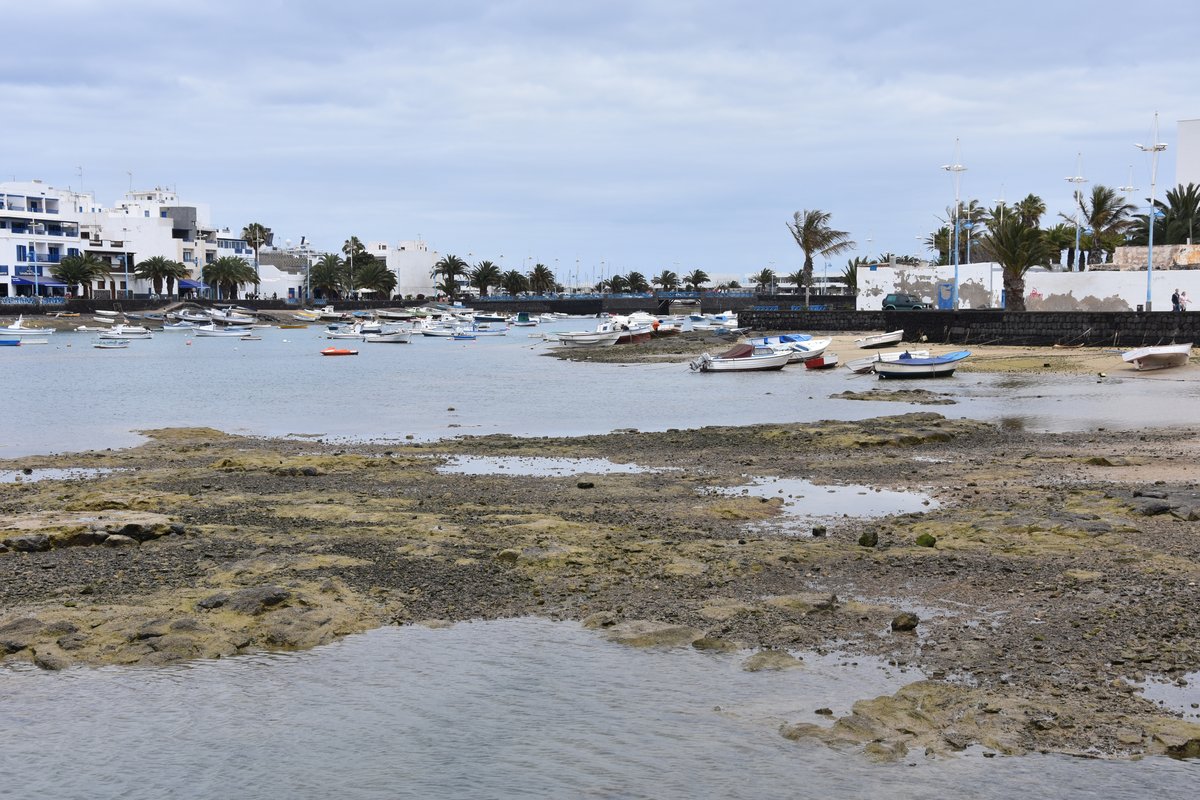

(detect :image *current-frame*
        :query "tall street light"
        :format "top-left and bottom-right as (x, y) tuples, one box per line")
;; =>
(941, 139), (966, 310)
(1136, 113), (1168, 312)
(1065, 153), (1087, 272)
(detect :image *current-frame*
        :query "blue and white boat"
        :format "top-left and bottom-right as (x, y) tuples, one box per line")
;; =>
(874, 350), (971, 379)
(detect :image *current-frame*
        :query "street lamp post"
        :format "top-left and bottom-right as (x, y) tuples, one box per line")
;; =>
(942, 139), (967, 310)
(1065, 153), (1087, 272)
(1137, 113), (1168, 312)
(964, 221), (974, 264)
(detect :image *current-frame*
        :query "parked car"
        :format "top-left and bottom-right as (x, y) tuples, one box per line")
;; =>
(882, 293), (927, 310)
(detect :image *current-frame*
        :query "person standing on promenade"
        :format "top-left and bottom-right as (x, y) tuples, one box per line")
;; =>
(1181, 291), (1190, 311)
(1172, 288), (1181, 311)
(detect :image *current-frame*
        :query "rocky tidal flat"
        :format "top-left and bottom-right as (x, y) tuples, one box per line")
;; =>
(3, 414), (1200, 761)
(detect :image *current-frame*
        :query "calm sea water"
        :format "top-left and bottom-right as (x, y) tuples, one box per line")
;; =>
(3, 321), (1200, 458)
(5, 325), (1200, 795)
(2, 619), (1195, 799)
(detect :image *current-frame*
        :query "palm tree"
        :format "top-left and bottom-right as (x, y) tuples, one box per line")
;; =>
(752, 268), (776, 292)
(924, 225), (951, 266)
(1014, 194), (1047, 228)
(500, 269), (528, 296)
(527, 263), (556, 294)
(431, 254), (469, 298)
(651, 270), (678, 291)
(839, 257), (868, 296)
(787, 209), (855, 288)
(601, 274), (628, 294)
(1043, 224), (1076, 270)
(52, 253), (109, 298)
(983, 217), (1049, 311)
(202, 256), (259, 300)
(353, 261), (397, 298)
(309, 253), (346, 299)
(625, 271), (650, 293)
(134, 255), (188, 296)
(683, 269), (709, 291)
(241, 223), (269, 280)
(1062, 185), (1136, 266)
(469, 260), (502, 296)
(1161, 183), (1200, 245)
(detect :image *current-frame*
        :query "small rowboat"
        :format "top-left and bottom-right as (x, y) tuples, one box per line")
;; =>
(689, 343), (791, 372)
(94, 340), (130, 349)
(240, 335), (263, 341)
(1121, 342), (1192, 371)
(804, 352), (839, 370)
(321, 347), (358, 356)
(844, 349), (931, 374)
(856, 329), (904, 349)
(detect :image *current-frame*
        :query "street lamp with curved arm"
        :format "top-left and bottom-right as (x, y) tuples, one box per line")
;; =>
(1136, 113), (1168, 312)
(941, 139), (967, 309)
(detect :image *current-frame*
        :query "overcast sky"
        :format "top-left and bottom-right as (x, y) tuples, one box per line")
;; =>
(4, 0), (1198, 283)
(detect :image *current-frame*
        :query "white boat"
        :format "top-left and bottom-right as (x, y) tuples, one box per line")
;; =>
(874, 350), (971, 379)
(17, 338), (49, 345)
(162, 321), (199, 331)
(2, 316), (55, 336)
(364, 330), (412, 344)
(93, 340), (129, 349)
(192, 325), (254, 338)
(210, 309), (256, 325)
(94, 310), (119, 317)
(556, 322), (622, 348)
(747, 333), (812, 347)
(510, 312), (539, 327)
(844, 350), (932, 374)
(176, 310), (213, 323)
(690, 343), (791, 372)
(856, 329), (905, 349)
(104, 324), (153, 339)
(773, 337), (832, 363)
(75, 325), (111, 332)
(1122, 342), (1192, 371)
(376, 309), (415, 321)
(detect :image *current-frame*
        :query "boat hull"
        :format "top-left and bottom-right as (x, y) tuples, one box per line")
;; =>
(1122, 343), (1192, 371)
(856, 330), (904, 349)
(690, 351), (791, 372)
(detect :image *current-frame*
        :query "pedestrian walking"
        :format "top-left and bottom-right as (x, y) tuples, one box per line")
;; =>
(1172, 289), (1181, 312)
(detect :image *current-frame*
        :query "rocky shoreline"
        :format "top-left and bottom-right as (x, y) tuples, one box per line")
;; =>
(3, 409), (1200, 761)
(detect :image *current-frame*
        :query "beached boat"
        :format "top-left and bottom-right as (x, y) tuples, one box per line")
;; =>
(376, 309), (414, 321)
(874, 350), (971, 379)
(161, 321), (198, 331)
(804, 352), (840, 370)
(747, 333), (812, 347)
(556, 322), (622, 348)
(856, 329), (904, 349)
(75, 325), (112, 332)
(844, 349), (932, 374)
(320, 347), (358, 356)
(1121, 342), (1192, 371)
(774, 337), (832, 363)
(2, 316), (55, 336)
(689, 343), (792, 373)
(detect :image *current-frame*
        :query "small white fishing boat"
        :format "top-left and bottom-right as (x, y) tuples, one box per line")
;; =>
(1121, 342), (1192, 371)
(193, 325), (254, 338)
(239, 335), (263, 341)
(774, 337), (832, 363)
(162, 321), (199, 331)
(93, 339), (130, 349)
(2, 316), (55, 336)
(689, 343), (791, 373)
(103, 324), (153, 339)
(557, 322), (622, 348)
(364, 330), (412, 343)
(874, 350), (971, 379)
(75, 325), (111, 332)
(856, 329), (904, 349)
(844, 349), (932, 374)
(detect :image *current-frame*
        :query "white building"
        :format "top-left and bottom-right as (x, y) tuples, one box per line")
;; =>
(367, 239), (441, 298)
(1178, 118), (1200, 189)
(0, 180), (94, 299)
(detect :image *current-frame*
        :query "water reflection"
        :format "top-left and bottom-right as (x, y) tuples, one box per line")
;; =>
(712, 476), (935, 534)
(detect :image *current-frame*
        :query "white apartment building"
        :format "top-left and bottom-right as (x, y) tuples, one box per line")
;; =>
(0, 180), (94, 299)
(367, 239), (441, 298)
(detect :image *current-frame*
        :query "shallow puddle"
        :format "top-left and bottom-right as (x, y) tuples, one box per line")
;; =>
(1138, 672), (1200, 721)
(0, 467), (122, 484)
(436, 455), (672, 476)
(714, 476), (936, 534)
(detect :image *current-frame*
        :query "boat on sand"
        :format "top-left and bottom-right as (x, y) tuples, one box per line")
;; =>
(856, 329), (904, 349)
(1121, 342), (1192, 371)
(874, 350), (971, 379)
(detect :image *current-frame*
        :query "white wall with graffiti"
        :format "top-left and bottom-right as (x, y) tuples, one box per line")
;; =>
(857, 261), (1200, 312)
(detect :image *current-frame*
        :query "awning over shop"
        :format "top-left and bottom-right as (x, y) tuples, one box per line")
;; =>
(178, 279), (209, 289)
(11, 277), (68, 287)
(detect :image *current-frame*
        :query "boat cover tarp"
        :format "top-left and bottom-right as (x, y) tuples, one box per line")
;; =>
(717, 343), (755, 359)
(178, 279), (209, 289)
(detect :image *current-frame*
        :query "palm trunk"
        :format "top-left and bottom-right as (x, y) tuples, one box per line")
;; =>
(1003, 273), (1026, 311)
